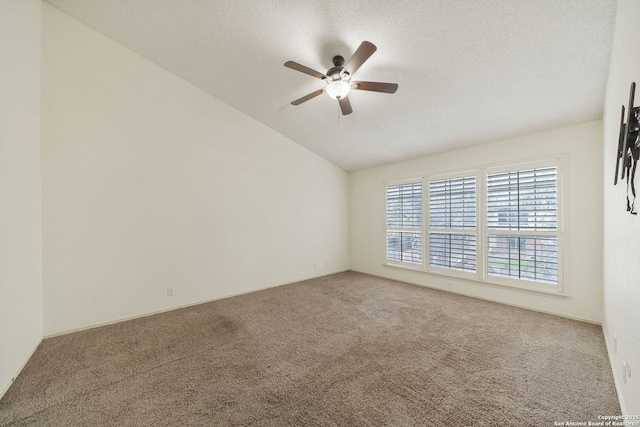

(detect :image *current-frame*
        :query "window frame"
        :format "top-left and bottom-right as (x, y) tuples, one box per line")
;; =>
(426, 170), (481, 280)
(481, 159), (564, 293)
(382, 156), (567, 295)
(385, 178), (424, 269)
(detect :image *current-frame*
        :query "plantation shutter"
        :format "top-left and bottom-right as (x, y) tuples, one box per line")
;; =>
(487, 167), (557, 231)
(428, 176), (476, 272)
(386, 182), (422, 264)
(486, 167), (558, 284)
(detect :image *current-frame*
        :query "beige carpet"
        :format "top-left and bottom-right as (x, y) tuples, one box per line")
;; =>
(0, 271), (619, 426)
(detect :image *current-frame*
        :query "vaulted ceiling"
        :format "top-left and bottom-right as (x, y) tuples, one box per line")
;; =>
(44, 0), (617, 171)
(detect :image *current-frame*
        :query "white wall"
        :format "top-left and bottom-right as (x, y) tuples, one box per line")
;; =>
(41, 3), (349, 336)
(350, 120), (603, 323)
(0, 0), (43, 399)
(602, 0), (640, 415)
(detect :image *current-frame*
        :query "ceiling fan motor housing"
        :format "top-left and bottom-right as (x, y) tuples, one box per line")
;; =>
(327, 55), (346, 80)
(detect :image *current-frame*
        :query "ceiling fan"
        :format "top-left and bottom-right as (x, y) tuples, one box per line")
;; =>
(284, 41), (398, 115)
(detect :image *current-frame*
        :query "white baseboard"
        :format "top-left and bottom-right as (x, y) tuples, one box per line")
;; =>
(350, 269), (600, 324)
(0, 337), (43, 401)
(602, 325), (626, 415)
(45, 270), (350, 338)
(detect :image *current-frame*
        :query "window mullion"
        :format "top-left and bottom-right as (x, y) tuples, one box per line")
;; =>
(423, 177), (428, 270)
(430, 227), (477, 234)
(478, 171), (486, 281)
(486, 229), (557, 237)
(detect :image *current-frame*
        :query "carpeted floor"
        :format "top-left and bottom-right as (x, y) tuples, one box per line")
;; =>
(0, 271), (620, 426)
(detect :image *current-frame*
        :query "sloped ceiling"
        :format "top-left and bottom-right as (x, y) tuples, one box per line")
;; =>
(44, 0), (616, 171)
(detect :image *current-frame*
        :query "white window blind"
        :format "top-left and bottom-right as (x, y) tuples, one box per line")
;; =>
(486, 166), (558, 284)
(386, 182), (422, 264)
(428, 176), (476, 273)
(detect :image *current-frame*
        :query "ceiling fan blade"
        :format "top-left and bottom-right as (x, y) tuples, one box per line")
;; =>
(338, 96), (353, 115)
(341, 41), (377, 78)
(352, 81), (398, 94)
(291, 88), (324, 105)
(284, 61), (327, 80)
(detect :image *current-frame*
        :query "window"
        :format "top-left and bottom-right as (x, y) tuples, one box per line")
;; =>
(486, 165), (559, 286)
(428, 175), (477, 273)
(386, 180), (422, 265)
(384, 158), (564, 293)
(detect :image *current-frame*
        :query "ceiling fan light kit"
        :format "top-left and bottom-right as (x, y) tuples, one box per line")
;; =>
(284, 41), (398, 115)
(325, 80), (351, 100)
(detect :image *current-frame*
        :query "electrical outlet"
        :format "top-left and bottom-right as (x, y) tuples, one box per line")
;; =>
(167, 287), (174, 297)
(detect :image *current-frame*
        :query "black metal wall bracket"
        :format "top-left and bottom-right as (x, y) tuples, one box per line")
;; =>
(614, 82), (640, 215)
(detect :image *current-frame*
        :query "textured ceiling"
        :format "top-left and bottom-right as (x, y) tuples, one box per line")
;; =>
(44, 0), (617, 171)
